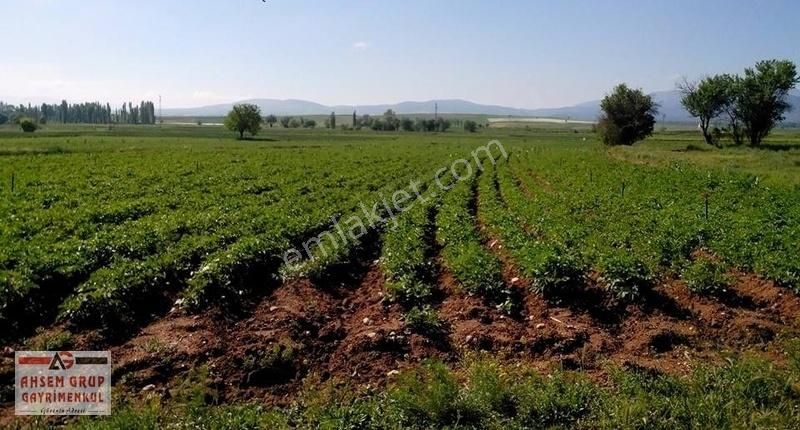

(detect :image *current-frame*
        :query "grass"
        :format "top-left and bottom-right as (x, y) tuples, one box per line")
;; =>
(15, 341), (792, 429)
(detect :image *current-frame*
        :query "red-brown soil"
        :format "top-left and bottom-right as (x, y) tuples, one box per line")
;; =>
(3, 225), (800, 423)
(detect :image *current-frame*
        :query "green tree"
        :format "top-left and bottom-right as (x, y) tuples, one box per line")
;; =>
(597, 84), (658, 146)
(280, 116), (292, 128)
(679, 75), (731, 147)
(400, 117), (414, 131)
(733, 59), (798, 147)
(329, 112), (336, 129)
(463, 120), (478, 132)
(265, 114), (277, 128)
(352, 111), (357, 128)
(382, 109), (399, 131)
(19, 117), (38, 132)
(435, 117), (450, 132)
(224, 104), (263, 139)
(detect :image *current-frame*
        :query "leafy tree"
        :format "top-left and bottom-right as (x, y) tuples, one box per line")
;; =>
(435, 117), (450, 132)
(18, 117), (38, 132)
(0, 111), (7, 125)
(352, 111), (357, 128)
(597, 84), (658, 146)
(463, 120), (478, 132)
(400, 117), (414, 131)
(224, 103), (263, 139)
(329, 112), (336, 129)
(733, 59), (798, 146)
(679, 75), (731, 147)
(265, 114), (277, 128)
(289, 118), (302, 128)
(382, 109), (400, 131)
(303, 119), (317, 128)
(718, 74), (745, 145)
(280, 116), (292, 128)
(358, 114), (373, 129)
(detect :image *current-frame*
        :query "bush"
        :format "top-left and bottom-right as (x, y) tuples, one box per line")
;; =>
(19, 117), (38, 133)
(463, 120), (478, 132)
(683, 258), (733, 296)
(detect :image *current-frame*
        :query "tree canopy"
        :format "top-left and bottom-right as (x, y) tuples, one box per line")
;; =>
(224, 104), (263, 139)
(598, 84), (658, 146)
(734, 60), (799, 146)
(679, 75), (732, 147)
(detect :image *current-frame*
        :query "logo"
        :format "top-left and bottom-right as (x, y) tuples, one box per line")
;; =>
(15, 351), (111, 416)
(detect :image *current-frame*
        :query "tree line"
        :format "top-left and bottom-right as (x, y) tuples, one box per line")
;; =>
(0, 100), (158, 128)
(597, 59), (798, 147)
(225, 105), (483, 139)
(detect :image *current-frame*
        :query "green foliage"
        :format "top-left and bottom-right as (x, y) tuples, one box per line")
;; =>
(679, 75), (733, 147)
(734, 59), (799, 146)
(682, 257), (733, 296)
(598, 250), (653, 302)
(25, 328), (73, 351)
(463, 119), (478, 132)
(18, 117), (38, 133)
(224, 103), (263, 139)
(436, 166), (506, 301)
(524, 244), (586, 300)
(404, 305), (443, 334)
(598, 83), (658, 146)
(60, 344), (800, 429)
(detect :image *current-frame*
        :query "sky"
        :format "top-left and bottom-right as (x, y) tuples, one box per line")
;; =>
(1, 0), (799, 109)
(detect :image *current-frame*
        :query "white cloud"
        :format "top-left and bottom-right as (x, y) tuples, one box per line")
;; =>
(352, 41), (369, 50)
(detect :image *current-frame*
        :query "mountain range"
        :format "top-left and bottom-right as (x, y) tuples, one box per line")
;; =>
(164, 90), (800, 123)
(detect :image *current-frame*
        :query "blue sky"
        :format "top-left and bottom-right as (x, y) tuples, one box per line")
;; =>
(1, 0), (798, 108)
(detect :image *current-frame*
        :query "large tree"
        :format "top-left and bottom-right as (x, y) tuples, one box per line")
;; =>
(265, 114), (277, 128)
(224, 104), (263, 139)
(734, 59), (798, 147)
(679, 75), (731, 147)
(597, 84), (658, 146)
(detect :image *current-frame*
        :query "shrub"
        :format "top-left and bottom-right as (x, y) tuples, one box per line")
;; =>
(463, 120), (478, 132)
(19, 117), (38, 133)
(683, 258), (733, 295)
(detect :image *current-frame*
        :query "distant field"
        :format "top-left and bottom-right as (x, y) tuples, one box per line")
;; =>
(2, 124), (800, 428)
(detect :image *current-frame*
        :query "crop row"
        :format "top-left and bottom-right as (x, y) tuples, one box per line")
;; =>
(435, 161), (512, 311)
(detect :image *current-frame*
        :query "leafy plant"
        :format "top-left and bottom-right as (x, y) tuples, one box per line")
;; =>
(683, 258), (733, 296)
(598, 251), (653, 302)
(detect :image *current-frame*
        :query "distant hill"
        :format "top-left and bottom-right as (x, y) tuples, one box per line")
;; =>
(163, 98), (537, 117)
(163, 92), (800, 124)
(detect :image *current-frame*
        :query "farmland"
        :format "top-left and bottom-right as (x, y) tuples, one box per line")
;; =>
(2, 124), (800, 428)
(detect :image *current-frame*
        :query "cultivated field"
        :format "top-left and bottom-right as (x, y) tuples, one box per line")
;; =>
(2, 124), (800, 428)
